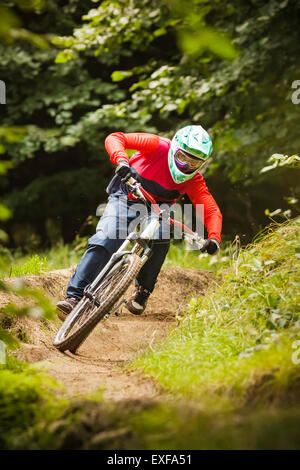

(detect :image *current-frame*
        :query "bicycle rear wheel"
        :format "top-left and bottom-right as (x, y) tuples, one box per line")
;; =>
(53, 253), (143, 353)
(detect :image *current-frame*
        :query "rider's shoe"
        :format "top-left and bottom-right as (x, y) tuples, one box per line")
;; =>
(56, 297), (79, 321)
(126, 286), (151, 315)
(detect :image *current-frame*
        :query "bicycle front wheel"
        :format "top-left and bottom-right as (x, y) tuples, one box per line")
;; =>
(53, 253), (143, 353)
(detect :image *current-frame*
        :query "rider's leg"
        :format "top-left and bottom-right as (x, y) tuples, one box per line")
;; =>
(135, 240), (170, 292)
(57, 243), (114, 318)
(126, 240), (170, 315)
(65, 194), (131, 300)
(66, 244), (110, 300)
(58, 194), (137, 315)
(135, 201), (172, 294)
(127, 202), (172, 315)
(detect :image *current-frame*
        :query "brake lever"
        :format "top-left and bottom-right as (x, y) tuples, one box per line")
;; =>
(184, 232), (206, 250)
(125, 178), (147, 202)
(125, 176), (137, 189)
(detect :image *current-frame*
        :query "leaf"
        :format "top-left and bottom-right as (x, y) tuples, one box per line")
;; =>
(55, 50), (73, 63)
(0, 7), (21, 37)
(260, 163), (278, 173)
(60, 136), (78, 147)
(178, 27), (238, 60)
(2, 303), (32, 317)
(266, 294), (278, 308)
(0, 160), (14, 174)
(0, 329), (19, 349)
(0, 203), (12, 221)
(111, 70), (133, 82)
(269, 209), (282, 217)
(0, 227), (8, 242)
(153, 27), (167, 37)
(177, 99), (187, 114)
(264, 260), (275, 266)
(261, 153), (300, 173)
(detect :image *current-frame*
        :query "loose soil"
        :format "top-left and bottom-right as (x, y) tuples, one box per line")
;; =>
(0, 266), (212, 401)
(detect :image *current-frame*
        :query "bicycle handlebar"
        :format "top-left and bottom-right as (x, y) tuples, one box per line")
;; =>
(125, 177), (206, 250)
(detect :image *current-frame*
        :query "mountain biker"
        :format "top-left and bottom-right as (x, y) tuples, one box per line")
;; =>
(57, 125), (222, 319)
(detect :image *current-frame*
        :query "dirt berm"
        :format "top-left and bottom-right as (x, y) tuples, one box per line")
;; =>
(1, 266), (212, 401)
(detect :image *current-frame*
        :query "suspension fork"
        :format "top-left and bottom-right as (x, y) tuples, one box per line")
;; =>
(83, 226), (155, 299)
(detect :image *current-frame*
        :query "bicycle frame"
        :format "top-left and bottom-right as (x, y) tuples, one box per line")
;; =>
(125, 177), (206, 249)
(82, 178), (205, 304)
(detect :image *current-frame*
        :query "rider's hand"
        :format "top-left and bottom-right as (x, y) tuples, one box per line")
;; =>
(115, 160), (134, 182)
(200, 238), (220, 255)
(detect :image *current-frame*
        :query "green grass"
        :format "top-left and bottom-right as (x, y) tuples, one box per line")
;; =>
(164, 240), (230, 272)
(1, 236), (231, 279)
(0, 220), (299, 449)
(42, 397), (300, 450)
(0, 241), (84, 278)
(133, 218), (300, 406)
(127, 403), (300, 450)
(0, 357), (67, 450)
(9, 254), (48, 277)
(0, 219), (300, 449)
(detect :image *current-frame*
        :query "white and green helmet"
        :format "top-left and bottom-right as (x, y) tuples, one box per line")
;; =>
(168, 125), (213, 184)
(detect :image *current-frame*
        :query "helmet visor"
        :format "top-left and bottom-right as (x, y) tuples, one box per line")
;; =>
(174, 149), (206, 175)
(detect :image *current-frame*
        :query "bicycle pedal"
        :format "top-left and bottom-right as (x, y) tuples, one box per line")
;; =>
(113, 299), (127, 316)
(114, 305), (125, 316)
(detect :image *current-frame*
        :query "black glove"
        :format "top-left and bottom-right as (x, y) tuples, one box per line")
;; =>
(200, 238), (220, 255)
(115, 161), (134, 182)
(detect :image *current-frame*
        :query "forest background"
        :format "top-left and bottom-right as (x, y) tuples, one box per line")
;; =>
(1, 0), (299, 255)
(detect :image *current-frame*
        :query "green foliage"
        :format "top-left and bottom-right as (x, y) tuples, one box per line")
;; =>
(9, 254), (47, 277)
(52, 0), (172, 62)
(0, 272), (55, 354)
(134, 219), (300, 404)
(39, 398), (300, 449)
(0, 329), (19, 349)
(1, 279), (55, 320)
(0, 363), (65, 449)
(0, 203), (12, 243)
(4, 169), (109, 247)
(168, 0), (238, 60)
(44, 240), (83, 268)
(261, 153), (300, 221)
(0, 1), (49, 47)
(128, 404), (300, 450)
(178, 27), (237, 60)
(261, 153), (300, 173)
(165, 240), (230, 272)
(1, 0), (300, 244)
(0, 126), (26, 245)
(0, 204), (11, 221)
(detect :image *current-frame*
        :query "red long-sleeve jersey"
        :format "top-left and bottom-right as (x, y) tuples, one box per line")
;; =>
(105, 132), (222, 242)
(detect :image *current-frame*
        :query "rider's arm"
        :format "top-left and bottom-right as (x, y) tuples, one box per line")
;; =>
(105, 132), (160, 165)
(186, 175), (222, 243)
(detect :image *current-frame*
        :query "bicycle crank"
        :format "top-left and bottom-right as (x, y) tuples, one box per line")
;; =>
(111, 298), (127, 316)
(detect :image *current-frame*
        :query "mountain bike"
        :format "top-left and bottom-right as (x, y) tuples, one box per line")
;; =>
(53, 178), (206, 353)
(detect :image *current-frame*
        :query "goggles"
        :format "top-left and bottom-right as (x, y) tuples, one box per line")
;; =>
(174, 148), (207, 175)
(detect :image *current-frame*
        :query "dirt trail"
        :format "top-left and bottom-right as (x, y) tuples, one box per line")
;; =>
(1, 266), (212, 401)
